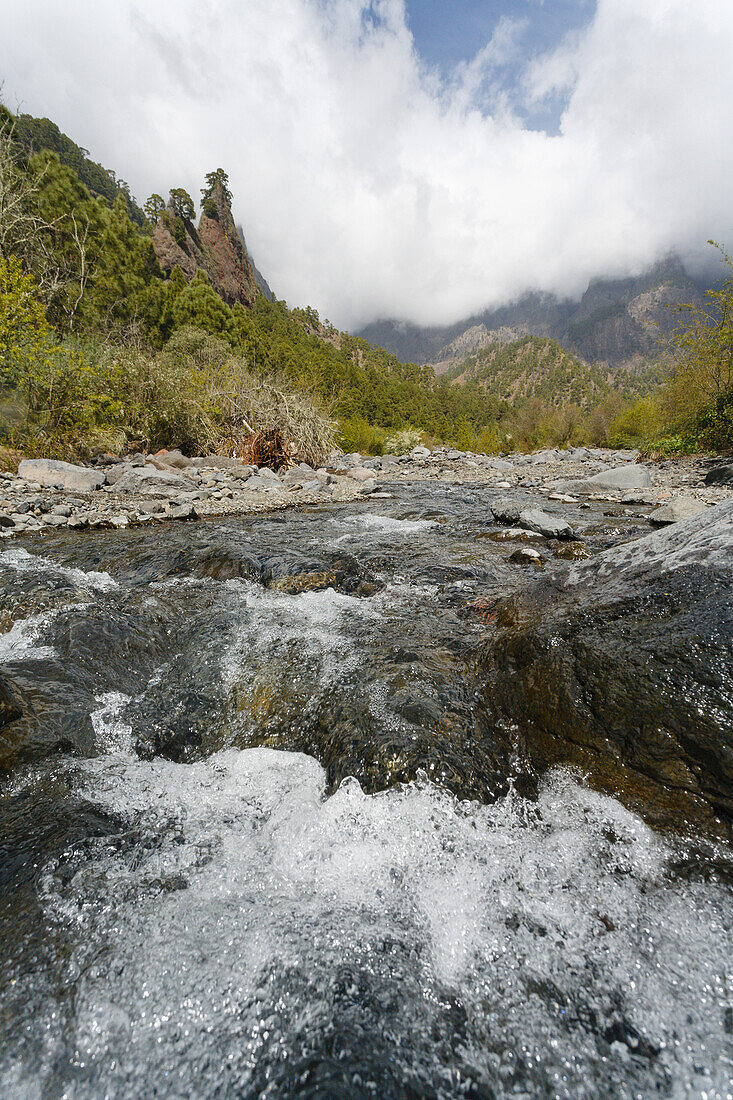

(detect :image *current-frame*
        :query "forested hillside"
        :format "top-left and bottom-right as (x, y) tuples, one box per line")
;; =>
(0, 105), (504, 458)
(446, 335), (658, 406)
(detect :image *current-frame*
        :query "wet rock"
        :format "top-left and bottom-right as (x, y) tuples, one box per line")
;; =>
(509, 547), (544, 567)
(490, 498), (523, 525)
(0, 673), (24, 728)
(262, 552), (382, 597)
(476, 500), (733, 836)
(18, 459), (105, 493)
(554, 542), (592, 561)
(649, 496), (708, 525)
(518, 507), (576, 541)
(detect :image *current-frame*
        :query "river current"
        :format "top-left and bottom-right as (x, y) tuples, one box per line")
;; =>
(1, 484), (731, 1099)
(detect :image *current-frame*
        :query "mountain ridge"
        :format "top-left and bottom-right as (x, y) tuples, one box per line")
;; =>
(356, 257), (710, 373)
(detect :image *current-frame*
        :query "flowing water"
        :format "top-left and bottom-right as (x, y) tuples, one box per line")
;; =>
(0, 484), (731, 1099)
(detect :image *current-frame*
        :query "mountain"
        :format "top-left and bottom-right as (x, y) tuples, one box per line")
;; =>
(445, 335), (651, 408)
(237, 227), (274, 300)
(152, 180), (259, 307)
(357, 258), (708, 372)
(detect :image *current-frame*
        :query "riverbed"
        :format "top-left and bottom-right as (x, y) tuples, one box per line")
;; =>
(1, 482), (731, 1098)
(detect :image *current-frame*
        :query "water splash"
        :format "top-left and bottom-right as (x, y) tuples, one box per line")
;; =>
(8, 752), (730, 1100)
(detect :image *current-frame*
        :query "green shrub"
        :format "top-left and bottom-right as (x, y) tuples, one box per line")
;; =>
(338, 416), (385, 455)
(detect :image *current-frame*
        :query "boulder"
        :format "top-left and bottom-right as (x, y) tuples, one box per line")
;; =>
(704, 463), (733, 486)
(490, 498), (522, 525)
(110, 467), (196, 497)
(18, 459), (104, 493)
(410, 445), (431, 458)
(556, 464), (653, 494)
(476, 500), (733, 837)
(649, 496), (708, 525)
(156, 448), (191, 470)
(517, 507), (576, 541)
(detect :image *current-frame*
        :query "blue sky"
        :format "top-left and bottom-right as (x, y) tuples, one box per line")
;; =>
(406, 0), (597, 130)
(406, 0), (596, 68)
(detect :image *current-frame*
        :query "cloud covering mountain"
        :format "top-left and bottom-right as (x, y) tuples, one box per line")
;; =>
(2, 0), (733, 328)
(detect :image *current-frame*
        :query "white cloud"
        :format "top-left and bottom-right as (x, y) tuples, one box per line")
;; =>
(2, 0), (732, 329)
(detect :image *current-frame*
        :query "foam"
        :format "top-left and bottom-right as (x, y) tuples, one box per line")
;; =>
(0, 547), (118, 591)
(9, 752), (731, 1099)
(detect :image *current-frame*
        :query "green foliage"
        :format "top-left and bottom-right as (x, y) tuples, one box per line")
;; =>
(11, 112), (144, 223)
(144, 193), (166, 223)
(338, 417), (385, 455)
(0, 256), (49, 369)
(201, 169), (232, 217)
(606, 396), (664, 450)
(169, 187), (195, 222)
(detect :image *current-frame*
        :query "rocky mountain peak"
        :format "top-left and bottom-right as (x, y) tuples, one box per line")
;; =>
(152, 176), (259, 307)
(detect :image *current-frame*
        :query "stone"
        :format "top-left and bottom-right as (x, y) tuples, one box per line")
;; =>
(490, 498), (522, 525)
(18, 458), (105, 493)
(256, 466), (281, 481)
(109, 515), (130, 528)
(517, 507), (576, 540)
(704, 463), (733, 486)
(0, 514), (13, 529)
(477, 499), (733, 836)
(157, 448), (191, 470)
(621, 489), (659, 505)
(649, 496), (708, 525)
(347, 467), (378, 482)
(110, 467), (196, 497)
(509, 547), (543, 566)
(167, 503), (198, 520)
(556, 464), (653, 494)
(51, 504), (72, 517)
(410, 445), (431, 458)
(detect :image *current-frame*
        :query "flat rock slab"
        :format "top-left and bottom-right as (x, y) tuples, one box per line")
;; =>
(110, 467), (197, 497)
(18, 459), (104, 493)
(556, 464), (653, 494)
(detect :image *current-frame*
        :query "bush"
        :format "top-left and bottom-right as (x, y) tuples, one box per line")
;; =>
(338, 416), (385, 455)
(0, 325), (336, 464)
(382, 426), (423, 454)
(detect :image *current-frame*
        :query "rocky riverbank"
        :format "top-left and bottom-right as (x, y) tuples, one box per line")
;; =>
(1, 443), (731, 537)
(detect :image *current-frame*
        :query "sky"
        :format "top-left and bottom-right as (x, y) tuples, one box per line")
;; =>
(2, 0), (733, 330)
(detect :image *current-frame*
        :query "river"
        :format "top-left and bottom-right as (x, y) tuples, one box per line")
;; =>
(1, 484), (731, 1098)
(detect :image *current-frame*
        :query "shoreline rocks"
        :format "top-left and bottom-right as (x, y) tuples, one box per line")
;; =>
(0, 445), (729, 540)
